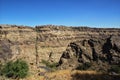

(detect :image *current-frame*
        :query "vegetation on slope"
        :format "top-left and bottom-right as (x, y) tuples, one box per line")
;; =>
(0, 59), (29, 79)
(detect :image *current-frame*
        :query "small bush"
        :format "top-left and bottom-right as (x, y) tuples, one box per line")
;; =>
(0, 63), (3, 75)
(41, 60), (58, 71)
(108, 65), (120, 74)
(76, 62), (92, 70)
(1, 59), (29, 79)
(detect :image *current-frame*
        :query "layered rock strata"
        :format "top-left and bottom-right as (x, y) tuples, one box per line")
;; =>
(0, 25), (120, 70)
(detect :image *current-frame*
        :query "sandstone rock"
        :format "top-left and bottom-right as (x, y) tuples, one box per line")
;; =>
(0, 24), (120, 72)
(0, 40), (12, 63)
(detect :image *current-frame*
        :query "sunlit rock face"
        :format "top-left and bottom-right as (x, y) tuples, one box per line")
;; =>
(0, 25), (36, 65)
(0, 25), (120, 70)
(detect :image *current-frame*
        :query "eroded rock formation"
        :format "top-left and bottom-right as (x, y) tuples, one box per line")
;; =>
(59, 35), (120, 71)
(0, 25), (120, 72)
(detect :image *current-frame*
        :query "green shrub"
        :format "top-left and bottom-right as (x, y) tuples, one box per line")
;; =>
(109, 65), (120, 74)
(76, 62), (92, 70)
(0, 63), (3, 75)
(1, 59), (29, 79)
(41, 60), (58, 71)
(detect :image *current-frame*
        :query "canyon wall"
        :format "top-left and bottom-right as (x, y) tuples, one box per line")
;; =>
(0, 25), (120, 70)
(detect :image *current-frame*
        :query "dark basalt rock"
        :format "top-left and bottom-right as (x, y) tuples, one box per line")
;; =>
(59, 35), (120, 71)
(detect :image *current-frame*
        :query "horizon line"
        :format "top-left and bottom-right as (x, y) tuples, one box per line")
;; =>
(0, 24), (120, 28)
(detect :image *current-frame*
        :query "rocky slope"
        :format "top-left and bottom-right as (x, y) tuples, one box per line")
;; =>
(59, 36), (120, 71)
(0, 24), (120, 72)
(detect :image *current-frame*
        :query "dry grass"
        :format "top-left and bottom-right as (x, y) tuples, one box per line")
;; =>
(22, 70), (71, 80)
(1, 70), (119, 80)
(44, 70), (71, 80)
(43, 70), (120, 80)
(25, 75), (45, 80)
(71, 70), (120, 80)
(71, 70), (98, 75)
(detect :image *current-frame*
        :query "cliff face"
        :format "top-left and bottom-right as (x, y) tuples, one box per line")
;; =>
(0, 25), (120, 71)
(0, 25), (36, 65)
(59, 36), (120, 71)
(36, 25), (120, 63)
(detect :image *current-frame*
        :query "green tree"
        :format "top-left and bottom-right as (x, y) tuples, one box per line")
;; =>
(2, 59), (29, 79)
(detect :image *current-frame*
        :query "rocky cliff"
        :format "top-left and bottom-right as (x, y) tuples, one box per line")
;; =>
(0, 25), (120, 72)
(59, 36), (120, 71)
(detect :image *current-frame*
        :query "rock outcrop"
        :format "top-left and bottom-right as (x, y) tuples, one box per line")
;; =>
(59, 35), (120, 71)
(0, 24), (120, 72)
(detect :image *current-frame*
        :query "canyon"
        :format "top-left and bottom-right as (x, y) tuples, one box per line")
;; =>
(0, 25), (120, 77)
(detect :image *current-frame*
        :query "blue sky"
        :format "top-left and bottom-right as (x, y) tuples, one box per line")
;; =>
(0, 0), (120, 28)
